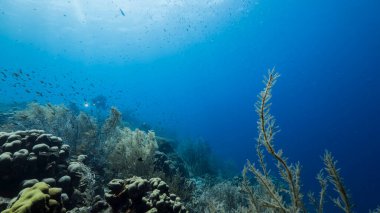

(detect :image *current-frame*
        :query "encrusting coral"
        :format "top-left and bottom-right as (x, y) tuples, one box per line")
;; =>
(3, 182), (64, 213)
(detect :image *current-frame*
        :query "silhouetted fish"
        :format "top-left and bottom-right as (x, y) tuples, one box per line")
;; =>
(120, 8), (125, 16)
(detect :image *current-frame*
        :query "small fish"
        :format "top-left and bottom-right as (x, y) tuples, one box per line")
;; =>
(40, 80), (45, 84)
(13, 72), (20, 78)
(137, 157), (143, 162)
(19, 114), (29, 119)
(120, 8), (125, 16)
(25, 89), (31, 93)
(36, 91), (43, 96)
(1, 71), (6, 78)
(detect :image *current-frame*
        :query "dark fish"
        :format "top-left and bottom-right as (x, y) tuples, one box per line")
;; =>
(13, 72), (20, 78)
(40, 80), (45, 84)
(137, 157), (143, 162)
(25, 89), (31, 93)
(36, 91), (43, 96)
(1, 71), (6, 78)
(120, 8), (125, 16)
(19, 114), (28, 119)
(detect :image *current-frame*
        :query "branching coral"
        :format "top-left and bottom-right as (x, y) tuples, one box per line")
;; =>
(323, 151), (352, 213)
(308, 170), (328, 213)
(242, 69), (357, 213)
(243, 69), (304, 213)
(104, 125), (158, 178)
(188, 179), (247, 213)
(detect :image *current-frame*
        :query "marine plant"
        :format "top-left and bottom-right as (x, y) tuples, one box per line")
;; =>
(242, 69), (357, 213)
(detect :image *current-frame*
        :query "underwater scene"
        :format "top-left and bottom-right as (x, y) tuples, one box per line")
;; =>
(0, 0), (379, 212)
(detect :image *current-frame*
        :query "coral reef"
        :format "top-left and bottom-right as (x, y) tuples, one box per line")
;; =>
(3, 182), (64, 213)
(0, 103), (99, 157)
(2, 70), (377, 213)
(154, 137), (188, 178)
(104, 176), (188, 213)
(0, 130), (69, 190)
(0, 131), (96, 212)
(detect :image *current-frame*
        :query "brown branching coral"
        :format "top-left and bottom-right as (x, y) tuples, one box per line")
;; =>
(243, 69), (305, 213)
(242, 69), (360, 213)
(308, 170), (328, 213)
(323, 151), (352, 213)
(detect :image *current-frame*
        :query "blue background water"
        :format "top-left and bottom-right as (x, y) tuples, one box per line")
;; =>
(1, 0), (380, 211)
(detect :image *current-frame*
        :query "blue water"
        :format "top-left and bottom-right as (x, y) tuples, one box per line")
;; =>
(1, 0), (380, 211)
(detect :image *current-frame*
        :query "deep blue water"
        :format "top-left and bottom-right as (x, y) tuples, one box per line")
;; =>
(1, 0), (380, 211)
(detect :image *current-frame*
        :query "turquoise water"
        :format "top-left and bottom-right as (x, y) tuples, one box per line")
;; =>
(1, 0), (380, 211)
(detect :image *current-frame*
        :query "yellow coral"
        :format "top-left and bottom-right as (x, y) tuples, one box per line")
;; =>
(3, 182), (50, 213)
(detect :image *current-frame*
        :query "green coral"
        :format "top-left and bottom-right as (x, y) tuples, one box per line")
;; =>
(2, 182), (64, 213)
(2, 182), (50, 213)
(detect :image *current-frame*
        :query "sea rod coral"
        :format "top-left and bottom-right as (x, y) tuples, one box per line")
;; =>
(242, 69), (369, 213)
